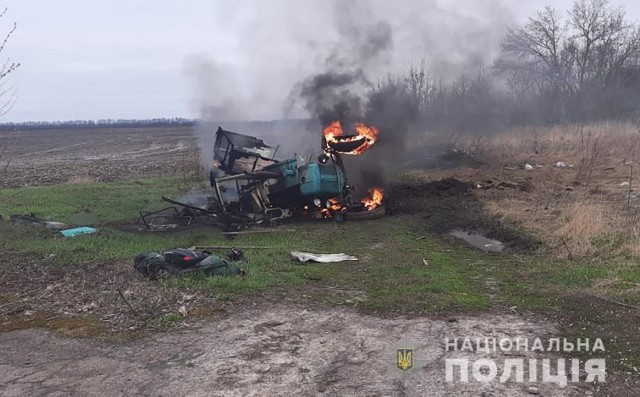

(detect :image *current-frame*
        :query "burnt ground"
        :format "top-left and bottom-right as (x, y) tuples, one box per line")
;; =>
(387, 177), (539, 253)
(0, 126), (638, 395)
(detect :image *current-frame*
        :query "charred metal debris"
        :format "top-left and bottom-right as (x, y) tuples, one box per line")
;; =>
(140, 124), (385, 231)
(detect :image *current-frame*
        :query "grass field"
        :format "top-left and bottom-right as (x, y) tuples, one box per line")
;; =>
(1, 175), (638, 371)
(1, 175), (637, 308)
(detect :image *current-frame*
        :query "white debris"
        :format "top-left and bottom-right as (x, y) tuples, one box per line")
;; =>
(556, 161), (567, 168)
(524, 163), (534, 170)
(178, 305), (188, 317)
(620, 181), (630, 187)
(290, 252), (358, 263)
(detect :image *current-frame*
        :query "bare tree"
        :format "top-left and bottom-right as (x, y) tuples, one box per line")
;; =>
(404, 59), (434, 114)
(496, 7), (568, 94)
(0, 7), (18, 116)
(361, 0), (640, 134)
(495, 0), (640, 122)
(0, 6), (19, 178)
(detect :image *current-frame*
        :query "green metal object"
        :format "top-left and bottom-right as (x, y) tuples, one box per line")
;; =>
(298, 163), (345, 197)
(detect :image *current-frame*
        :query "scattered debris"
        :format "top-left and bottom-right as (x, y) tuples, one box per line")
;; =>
(137, 207), (193, 231)
(474, 179), (496, 190)
(134, 248), (244, 280)
(159, 125), (385, 231)
(10, 214), (67, 230)
(449, 230), (505, 253)
(60, 226), (98, 237)
(503, 163), (541, 171)
(178, 305), (188, 317)
(422, 258), (429, 266)
(227, 248), (245, 262)
(290, 252), (358, 263)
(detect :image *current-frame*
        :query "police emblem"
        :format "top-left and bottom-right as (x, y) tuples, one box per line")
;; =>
(383, 339), (425, 380)
(396, 348), (413, 371)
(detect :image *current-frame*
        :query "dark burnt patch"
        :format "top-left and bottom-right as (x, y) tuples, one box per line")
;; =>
(386, 177), (539, 252)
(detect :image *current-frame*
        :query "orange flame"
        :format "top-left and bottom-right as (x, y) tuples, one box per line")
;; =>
(319, 197), (344, 218)
(361, 187), (384, 211)
(323, 121), (379, 155)
(323, 121), (343, 141)
(327, 197), (342, 211)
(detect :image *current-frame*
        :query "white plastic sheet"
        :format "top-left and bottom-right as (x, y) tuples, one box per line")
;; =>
(290, 251), (358, 263)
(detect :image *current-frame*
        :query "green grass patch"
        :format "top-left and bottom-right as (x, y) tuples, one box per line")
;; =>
(1, 176), (640, 316)
(0, 176), (203, 223)
(557, 264), (611, 287)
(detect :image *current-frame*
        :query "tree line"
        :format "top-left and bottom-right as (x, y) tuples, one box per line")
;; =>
(0, 118), (196, 130)
(372, 0), (640, 132)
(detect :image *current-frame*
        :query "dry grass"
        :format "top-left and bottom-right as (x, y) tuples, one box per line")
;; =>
(418, 121), (640, 259)
(619, 239), (640, 257)
(486, 195), (640, 259)
(553, 201), (612, 258)
(555, 201), (608, 237)
(67, 175), (95, 184)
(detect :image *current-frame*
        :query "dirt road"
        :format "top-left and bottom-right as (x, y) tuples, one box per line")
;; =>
(0, 303), (587, 397)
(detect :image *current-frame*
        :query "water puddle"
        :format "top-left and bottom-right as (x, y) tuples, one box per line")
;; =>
(449, 229), (504, 253)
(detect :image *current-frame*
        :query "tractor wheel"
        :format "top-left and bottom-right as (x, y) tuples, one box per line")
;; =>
(135, 255), (178, 280)
(152, 263), (178, 280)
(345, 206), (386, 221)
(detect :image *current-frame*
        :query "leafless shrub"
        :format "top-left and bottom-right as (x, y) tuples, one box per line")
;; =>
(0, 6), (19, 176)
(582, 133), (602, 195)
(0, 128), (18, 175)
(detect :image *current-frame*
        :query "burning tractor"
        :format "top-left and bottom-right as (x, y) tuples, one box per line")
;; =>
(159, 122), (385, 230)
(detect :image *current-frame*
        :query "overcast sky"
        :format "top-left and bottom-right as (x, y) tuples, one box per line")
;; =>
(3, 0), (640, 122)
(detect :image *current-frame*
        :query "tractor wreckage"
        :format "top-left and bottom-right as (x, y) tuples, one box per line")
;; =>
(141, 121), (385, 231)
